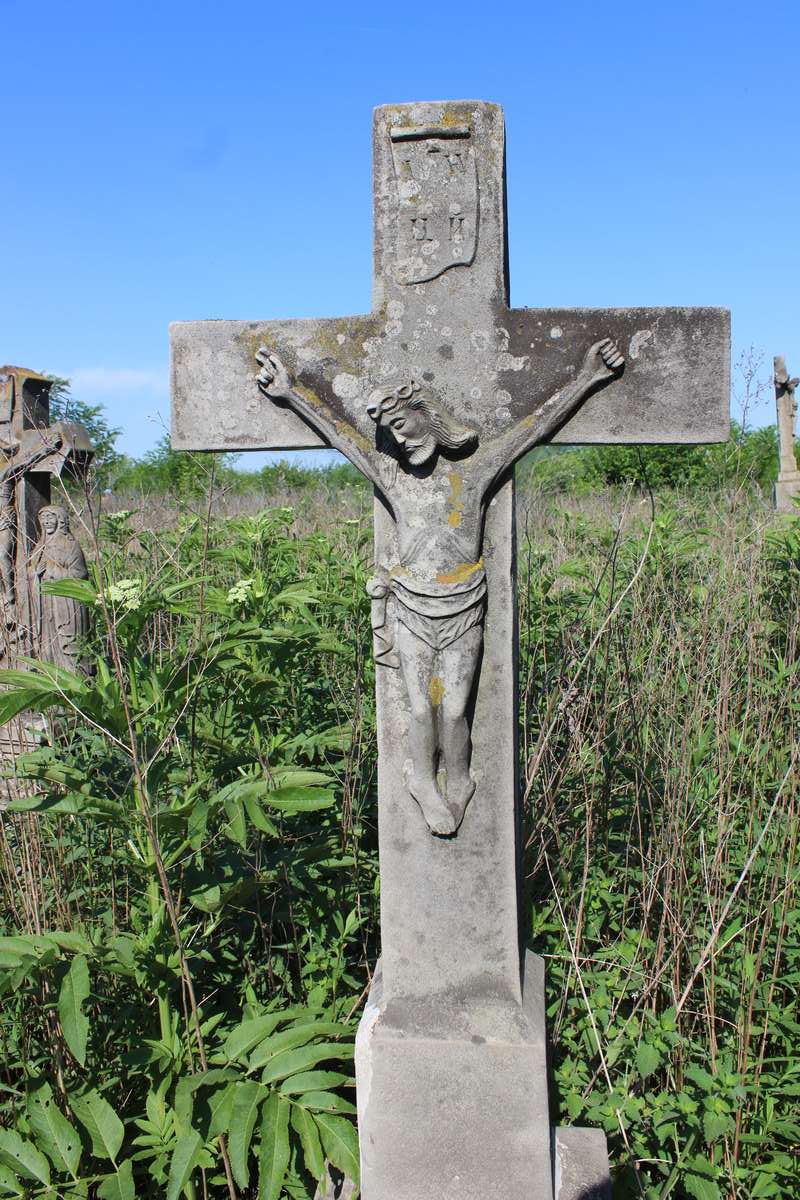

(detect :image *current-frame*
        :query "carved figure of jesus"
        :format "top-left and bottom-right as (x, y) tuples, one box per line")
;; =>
(255, 339), (624, 834)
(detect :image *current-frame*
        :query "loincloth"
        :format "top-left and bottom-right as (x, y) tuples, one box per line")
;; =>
(367, 567), (487, 662)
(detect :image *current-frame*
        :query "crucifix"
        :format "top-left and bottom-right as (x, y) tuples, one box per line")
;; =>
(171, 102), (729, 1200)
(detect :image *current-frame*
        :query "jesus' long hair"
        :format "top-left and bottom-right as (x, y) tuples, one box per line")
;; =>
(367, 381), (478, 453)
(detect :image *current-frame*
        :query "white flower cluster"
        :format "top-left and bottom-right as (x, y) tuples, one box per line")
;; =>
(227, 578), (255, 605)
(99, 578), (143, 612)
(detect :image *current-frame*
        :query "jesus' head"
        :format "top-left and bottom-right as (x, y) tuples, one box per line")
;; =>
(366, 381), (478, 466)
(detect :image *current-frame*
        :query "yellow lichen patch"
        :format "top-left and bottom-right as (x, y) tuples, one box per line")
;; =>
(436, 558), (483, 586)
(389, 563), (410, 579)
(429, 676), (445, 706)
(447, 471), (465, 528)
(334, 417), (372, 454)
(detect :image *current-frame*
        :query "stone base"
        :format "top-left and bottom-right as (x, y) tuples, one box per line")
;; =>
(554, 1127), (611, 1199)
(775, 474), (800, 513)
(355, 952), (610, 1200)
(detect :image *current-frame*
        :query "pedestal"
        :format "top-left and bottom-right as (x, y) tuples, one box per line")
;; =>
(356, 952), (611, 1200)
(775, 471), (800, 513)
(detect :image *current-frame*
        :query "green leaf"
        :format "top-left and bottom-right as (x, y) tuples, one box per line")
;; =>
(262, 786), (335, 813)
(174, 1069), (240, 1133)
(229, 1080), (266, 1189)
(27, 1097), (82, 1177)
(261, 1043), (355, 1087)
(98, 1160), (135, 1200)
(71, 1090), (124, 1163)
(686, 1067), (716, 1093)
(684, 1172), (721, 1200)
(243, 796), (279, 837)
(315, 1113), (359, 1190)
(702, 1109), (732, 1144)
(269, 768), (333, 788)
(43, 578), (98, 603)
(290, 1105), (325, 1185)
(249, 1022), (350, 1070)
(636, 1041), (661, 1079)
(166, 1130), (203, 1200)
(280, 1071), (351, 1095)
(224, 1013), (287, 1062)
(258, 1092), (291, 1200)
(208, 1083), (237, 1138)
(0, 1130), (50, 1186)
(0, 1163), (25, 1197)
(58, 953), (90, 1065)
(0, 687), (54, 724)
(224, 797), (247, 848)
(295, 1091), (356, 1114)
(683, 1155), (721, 1200)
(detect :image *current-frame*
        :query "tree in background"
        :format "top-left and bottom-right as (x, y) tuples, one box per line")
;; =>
(113, 434), (237, 496)
(47, 376), (122, 491)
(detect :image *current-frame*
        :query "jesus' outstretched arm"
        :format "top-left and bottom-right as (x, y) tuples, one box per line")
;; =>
(255, 349), (382, 489)
(479, 338), (625, 488)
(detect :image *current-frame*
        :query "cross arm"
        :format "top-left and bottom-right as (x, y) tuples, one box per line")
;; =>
(477, 340), (625, 484)
(171, 314), (384, 475)
(492, 306), (730, 446)
(0, 428), (63, 482)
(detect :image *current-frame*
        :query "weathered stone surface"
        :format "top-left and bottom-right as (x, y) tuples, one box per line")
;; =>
(0, 367), (94, 672)
(170, 100), (730, 1200)
(171, 309), (728, 452)
(554, 1127), (612, 1200)
(356, 953), (554, 1200)
(313, 1164), (357, 1200)
(774, 355), (799, 512)
(172, 104), (728, 456)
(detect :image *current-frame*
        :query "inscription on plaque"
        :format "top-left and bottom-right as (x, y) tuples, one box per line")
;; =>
(391, 124), (478, 285)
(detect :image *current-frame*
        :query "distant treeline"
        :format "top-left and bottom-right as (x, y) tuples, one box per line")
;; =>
(109, 422), (788, 497)
(47, 377), (792, 497)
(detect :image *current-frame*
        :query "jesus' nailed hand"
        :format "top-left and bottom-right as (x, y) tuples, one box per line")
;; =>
(255, 339), (624, 836)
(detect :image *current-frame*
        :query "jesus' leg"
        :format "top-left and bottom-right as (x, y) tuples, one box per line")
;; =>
(439, 624), (483, 827)
(395, 621), (455, 835)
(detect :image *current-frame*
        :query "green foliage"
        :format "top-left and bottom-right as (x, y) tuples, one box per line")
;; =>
(0, 482), (798, 1199)
(113, 435), (238, 498)
(521, 422), (784, 497)
(46, 377), (123, 491)
(519, 493), (800, 1199)
(0, 504), (375, 1197)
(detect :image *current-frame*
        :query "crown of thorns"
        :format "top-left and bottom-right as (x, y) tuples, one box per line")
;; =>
(366, 380), (422, 421)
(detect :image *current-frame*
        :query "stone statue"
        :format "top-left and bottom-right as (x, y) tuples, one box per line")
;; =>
(27, 505), (90, 673)
(0, 430), (63, 623)
(255, 338), (624, 834)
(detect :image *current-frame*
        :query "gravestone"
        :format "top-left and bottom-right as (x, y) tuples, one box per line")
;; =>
(0, 367), (93, 751)
(171, 101), (730, 1199)
(774, 355), (799, 512)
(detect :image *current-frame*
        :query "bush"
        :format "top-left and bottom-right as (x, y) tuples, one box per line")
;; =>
(0, 486), (798, 1198)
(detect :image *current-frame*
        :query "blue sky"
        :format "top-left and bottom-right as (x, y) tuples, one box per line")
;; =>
(2, 0), (798, 462)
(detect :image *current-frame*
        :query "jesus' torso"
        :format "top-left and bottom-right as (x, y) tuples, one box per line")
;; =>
(376, 457), (489, 581)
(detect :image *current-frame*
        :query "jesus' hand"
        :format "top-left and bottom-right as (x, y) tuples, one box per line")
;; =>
(581, 338), (625, 388)
(255, 349), (294, 401)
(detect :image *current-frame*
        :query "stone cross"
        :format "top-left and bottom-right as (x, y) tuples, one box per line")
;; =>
(0, 367), (93, 665)
(171, 102), (730, 1200)
(774, 355), (799, 512)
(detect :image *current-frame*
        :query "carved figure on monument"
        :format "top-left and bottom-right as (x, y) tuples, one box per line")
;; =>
(254, 338), (624, 834)
(28, 506), (90, 673)
(0, 430), (63, 624)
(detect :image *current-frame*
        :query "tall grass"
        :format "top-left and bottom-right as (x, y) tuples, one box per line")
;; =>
(0, 472), (797, 1199)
